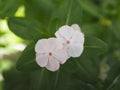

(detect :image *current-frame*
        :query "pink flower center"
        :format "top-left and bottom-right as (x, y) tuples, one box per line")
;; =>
(66, 40), (70, 44)
(48, 52), (52, 56)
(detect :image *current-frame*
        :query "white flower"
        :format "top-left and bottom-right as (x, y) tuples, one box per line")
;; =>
(55, 24), (84, 57)
(35, 38), (68, 72)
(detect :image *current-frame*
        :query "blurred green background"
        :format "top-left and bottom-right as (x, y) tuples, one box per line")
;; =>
(0, 0), (120, 90)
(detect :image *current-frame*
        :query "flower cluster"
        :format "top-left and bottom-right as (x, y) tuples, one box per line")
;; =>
(35, 24), (84, 71)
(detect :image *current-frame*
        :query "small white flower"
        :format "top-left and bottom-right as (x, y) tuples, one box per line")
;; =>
(55, 24), (84, 57)
(35, 38), (68, 72)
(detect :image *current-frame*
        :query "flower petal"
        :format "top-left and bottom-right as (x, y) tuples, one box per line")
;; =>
(69, 44), (84, 57)
(36, 53), (48, 67)
(48, 38), (63, 51)
(71, 24), (81, 31)
(55, 25), (74, 40)
(35, 39), (49, 53)
(55, 31), (65, 44)
(54, 49), (68, 64)
(46, 57), (60, 72)
(71, 31), (84, 44)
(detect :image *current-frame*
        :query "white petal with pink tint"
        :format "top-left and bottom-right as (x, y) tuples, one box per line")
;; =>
(55, 25), (74, 40)
(36, 53), (48, 67)
(48, 38), (63, 50)
(54, 49), (69, 64)
(35, 38), (68, 72)
(55, 24), (84, 58)
(46, 57), (60, 72)
(71, 31), (84, 44)
(35, 39), (49, 53)
(71, 24), (81, 31)
(69, 44), (84, 57)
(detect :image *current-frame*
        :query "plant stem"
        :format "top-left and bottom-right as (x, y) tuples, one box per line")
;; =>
(66, 0), (72, 25)
(54, 70), (60, 89)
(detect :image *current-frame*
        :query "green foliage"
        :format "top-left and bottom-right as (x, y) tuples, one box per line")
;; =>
(1, 0), (120, 90)
(84, 36), (108, 57)
(77, 0), (103, 18)
(0, 0), (23, 18)
(16, 42), (40, 71)
(8, 17), (49, 40)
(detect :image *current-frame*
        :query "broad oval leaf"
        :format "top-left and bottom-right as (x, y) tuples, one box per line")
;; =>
(8, 17), (49, 40)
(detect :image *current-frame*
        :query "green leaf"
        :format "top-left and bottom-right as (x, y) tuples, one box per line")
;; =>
(112, 20), (120, 40)
(77, 0), (103, 18)
(25, 0), (53, 24)
(30, 65), (93, 90)
(103, 59), (120, 90)
(66, 79), (97, 90)
(28, 54), (100, 90)
(8, 17), (49, 40)
(29, 67), (73, 90)
(83, 36), (108, 57)
(82, 23), (104, 36)
(48, 0), (69, 35)
(82, 23), (113, 45)
(48, 0), (83, 35)
(0, 0), (22, 18)
(3, 68), (31, 90)
(16, 42), (40, 71)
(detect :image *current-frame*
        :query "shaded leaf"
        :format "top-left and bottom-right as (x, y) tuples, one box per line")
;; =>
(0, 0), (22, 18)
(103, 58), (120, 90)
(83, 36), (108, 57)
(30, 68), (72, 90)
(48, 0), (83, 35)
(25, 0), (54, 25)
(112, 20), (120, 40)
(77, 0), (103, 18)
(16, 42), (40, 71)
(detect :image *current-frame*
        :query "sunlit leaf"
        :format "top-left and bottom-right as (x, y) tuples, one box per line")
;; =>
(8, 17), (49, 40)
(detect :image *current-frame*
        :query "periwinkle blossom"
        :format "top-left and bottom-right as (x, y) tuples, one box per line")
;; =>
(35, 38), (68, 71)
(55, 24), (84, 57)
